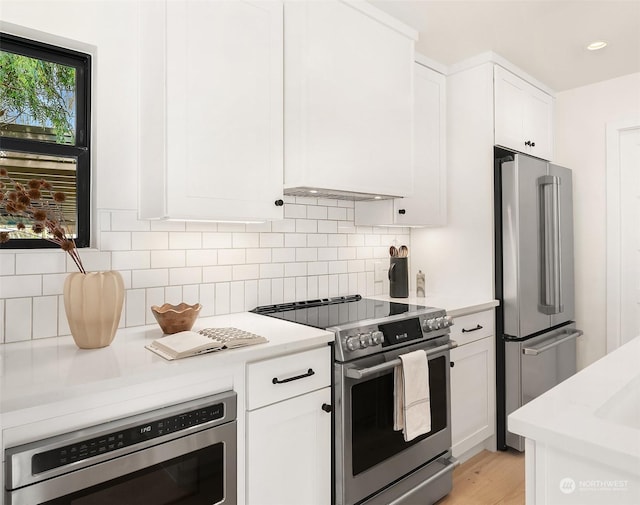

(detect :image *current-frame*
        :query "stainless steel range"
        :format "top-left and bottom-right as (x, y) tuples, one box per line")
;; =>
(252, 295), (458, 505)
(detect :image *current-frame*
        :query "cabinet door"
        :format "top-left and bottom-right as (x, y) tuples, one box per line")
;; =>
(494, 65), (554, 161)
(141, 0), (284, 222)
(450, 336), (496, 458)
(246, 387), (331, 505)
(284, 0), (415, 198)
(355, 61), (446, 226)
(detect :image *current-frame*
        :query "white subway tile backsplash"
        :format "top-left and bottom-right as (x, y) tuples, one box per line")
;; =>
(218, 249), (246, 265)
(186, 250), (217, 267)
(271, 219), (295, 233)
(132, 269), (169, 289)
(111, 211), (151, 232)
(42, 273), (68, 296)
(271, 278), (284, 304)
(169, 267), (202, 286)
(132, 232), (168, 250)
(125, 289), (146, 327)
(295, 219), (317, 233)
(145, 287), (165, 324)
(203, 266), (233, 283)
(285, 262), (307, 278)
(233, 264), (259, 281)
(0, 253), (14, 275)
(199, 284), (216, 317)
(259, 233), (284, 248)
(260, 263), (284, 279)
(16, 252), (66, 275)
(318, 220), (338, 234)
(150, 220), (186, 232)
(295, 248), (318, 262)
(258, 279), (271, 306)
(284, 233), (306, 248)
(5, 298), (32, 342)
(230, 281), (245, 313)
(307, 234), (328, 247)
(100, 231), (132, 251)
(217, 223), (247, 233)
(33, 296), (58, 339)
(182, 284), (200, 305)
(327, 207), (347, 221)
(2, 200), (403, 341)
(152, 250), (186, 269)
(307, 205), (328, 220)
(112, 251), (151, 271)
(170, 232), (202, 250)
(246, 248), (272, 264)
(318, 248), (338, 261)
(284, 204), (306, 219)
(232, 233), (259, 249)
(0, 275), (42, 298)
(244, 280), (258, 311)
(215, 283), (230, 315)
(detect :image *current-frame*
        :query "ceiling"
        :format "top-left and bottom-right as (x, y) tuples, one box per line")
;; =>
(370, 0), (640, 92)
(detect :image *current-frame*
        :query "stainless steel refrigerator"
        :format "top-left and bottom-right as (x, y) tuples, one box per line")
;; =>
(495, 150), (583, 451)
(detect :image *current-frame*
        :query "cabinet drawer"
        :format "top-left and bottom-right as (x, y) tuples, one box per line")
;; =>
(450, 310), (495, 347)
(247, 346), (331, 410)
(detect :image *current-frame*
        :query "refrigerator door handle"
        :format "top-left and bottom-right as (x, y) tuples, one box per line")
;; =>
(538, 175), (563, 315)
(522, 329), (583, 356)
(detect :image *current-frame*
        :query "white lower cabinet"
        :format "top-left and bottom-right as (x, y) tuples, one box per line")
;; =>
(245, 346), (332, 505)
(449, 310), (496, 459)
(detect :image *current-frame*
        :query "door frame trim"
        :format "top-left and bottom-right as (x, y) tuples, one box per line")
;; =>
(606, 118), (640, 352)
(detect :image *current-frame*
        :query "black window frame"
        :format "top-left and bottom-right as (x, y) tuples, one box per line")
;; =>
(0, 32), (91, 249)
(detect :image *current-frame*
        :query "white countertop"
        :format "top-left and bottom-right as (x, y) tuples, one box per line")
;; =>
(369, 294), (499, 317)
(508, 335), (640, 477)
(0, 312), (332, 420)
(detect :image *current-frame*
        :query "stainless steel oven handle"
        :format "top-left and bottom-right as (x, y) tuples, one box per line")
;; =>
(387, 456), (459, 505)
(344, 341), (457, 380)
(522, 329), (583, 356)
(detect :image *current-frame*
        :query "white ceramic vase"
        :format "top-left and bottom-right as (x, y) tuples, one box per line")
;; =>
(63, 271), (125, 349)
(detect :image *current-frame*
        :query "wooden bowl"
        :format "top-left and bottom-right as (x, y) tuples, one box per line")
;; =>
(151, 303), (202, 334)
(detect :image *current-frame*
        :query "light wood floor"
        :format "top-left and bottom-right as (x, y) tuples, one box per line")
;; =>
(436, 449), (525, 505)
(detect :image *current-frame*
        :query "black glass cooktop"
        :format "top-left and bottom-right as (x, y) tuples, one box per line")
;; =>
(251, 295), (429, 330)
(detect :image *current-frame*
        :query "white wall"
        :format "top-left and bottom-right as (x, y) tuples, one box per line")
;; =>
(0, 1), (408, 343)
(554, 72), (640, 369)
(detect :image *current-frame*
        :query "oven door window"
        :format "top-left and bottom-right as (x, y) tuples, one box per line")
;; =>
(351, 355), (447, 476)
(43, 444), (224, 505)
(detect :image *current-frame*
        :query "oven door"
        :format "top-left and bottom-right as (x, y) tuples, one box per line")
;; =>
(335, 338), (453, 505)
(5, 422), (236, 505)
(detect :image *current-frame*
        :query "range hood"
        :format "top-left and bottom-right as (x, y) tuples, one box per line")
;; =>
(283, 186), (398, 201)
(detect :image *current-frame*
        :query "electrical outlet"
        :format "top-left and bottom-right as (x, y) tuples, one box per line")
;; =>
(374, 261), (387, 282)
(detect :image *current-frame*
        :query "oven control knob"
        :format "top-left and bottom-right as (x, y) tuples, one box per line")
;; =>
(345, 336), (360, 351)
(424, 318), (437, 331)
(371, 331), (384, 345)
(359, 333), (373, 348)
(443, 316), (453, 327)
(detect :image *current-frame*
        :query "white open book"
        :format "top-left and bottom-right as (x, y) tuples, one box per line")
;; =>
(146, 327), (268, 360)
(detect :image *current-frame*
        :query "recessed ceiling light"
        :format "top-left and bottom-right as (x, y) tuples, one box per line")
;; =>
(309, 189), (318, 194)
(374, 196), (382, 200)
(587, 40), (607, 51)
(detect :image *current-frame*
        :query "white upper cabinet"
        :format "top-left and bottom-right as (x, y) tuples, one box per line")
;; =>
(139, 0), (284, 222)
(494, 65), (554, 161)
(283, 0), (417, 199)
(355, 59), (446, 226)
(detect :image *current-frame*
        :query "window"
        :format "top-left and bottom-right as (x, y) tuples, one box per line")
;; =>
(0, 32), (91, 249)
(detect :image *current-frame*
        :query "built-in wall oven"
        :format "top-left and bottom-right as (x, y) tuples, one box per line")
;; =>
(253, 295), (458, 505)
(4, 390), (236, 505)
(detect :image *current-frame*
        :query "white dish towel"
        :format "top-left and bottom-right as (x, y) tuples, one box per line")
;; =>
(394, 349), (431, 441)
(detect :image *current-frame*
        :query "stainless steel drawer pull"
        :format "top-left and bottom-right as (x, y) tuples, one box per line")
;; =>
(345, 341), (458, 380)
(522, 329), (583, 356)
(461, 324), (483, 333)
(272, 368), (315, 384)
